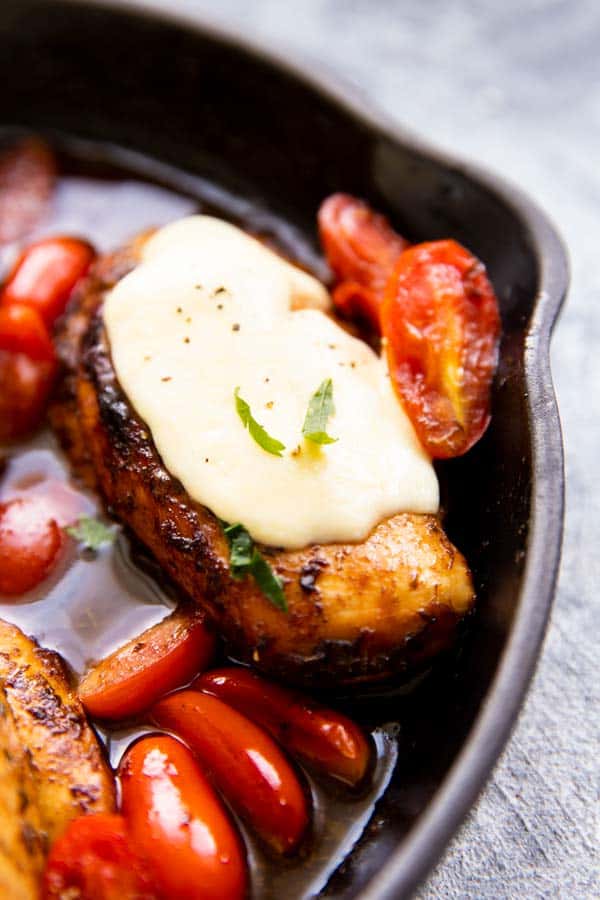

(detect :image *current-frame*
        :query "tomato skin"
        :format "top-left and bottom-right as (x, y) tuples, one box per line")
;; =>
(0, 496), (63, 596)
(1, 236), (95, 327)
(78, 605), (216, 721)
(42, 813), (156, 900)
(318, 193), (408, 327)
(196, 667), (371, 787)
(381, 239), (501, 458)
(0, 303), (56, 361)
(0, 349), (56, 441)
(0, 137), (55, 245)
(119, 734), (247, 900)
(152, 690), (310, 855)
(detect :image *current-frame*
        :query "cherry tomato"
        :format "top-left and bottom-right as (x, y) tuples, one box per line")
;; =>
(0, 303), (55, 361)
(119, 734), (247, 900)
(42, 813), (156, 900)
(78, 605), (216, 721)
(0, 137), (55, 245)
(196, 667), (371, 787)
(0, 349), (56, 441)
(1, 236), (95, 326)
(152, 690), (310, 855)
(318, 192), (408, 328)
(0, 496), (63, 596)
(381, 239), (501, 458)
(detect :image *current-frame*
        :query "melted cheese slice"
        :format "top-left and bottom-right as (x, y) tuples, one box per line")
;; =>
(104, 216), (439, 549)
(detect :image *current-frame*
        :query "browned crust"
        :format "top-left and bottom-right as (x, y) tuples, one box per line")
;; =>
(0, 685), (45, 900)
(0, 620), (116, 843)
(50, 241), (476, 686)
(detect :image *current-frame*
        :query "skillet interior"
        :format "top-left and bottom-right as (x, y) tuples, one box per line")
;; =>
(0, 1), (567, 897)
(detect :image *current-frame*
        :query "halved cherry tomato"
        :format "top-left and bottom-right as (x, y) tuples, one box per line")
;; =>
(0, 349), (56, 441)
(0, 496), (63, 596)
(0, 303), (55, 361)
(381, 239), (500, 458)
(119, 734), (247, 900)
(196, 667), (371, 787)
(152, 690), (310, 855)
(78, 605), (216, 721)
(42, 813), (156, 900)
(1, 236), (95, 326)
(318, 192), (408, 328)
(0, 137), (55, 245)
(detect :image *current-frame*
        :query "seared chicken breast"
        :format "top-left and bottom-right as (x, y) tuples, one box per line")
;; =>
(51, 238), (475, 685)
(0, 620), (116, 842)
(0, 684), (45, 900)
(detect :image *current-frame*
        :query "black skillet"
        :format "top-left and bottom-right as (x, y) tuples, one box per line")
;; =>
(0, 1), (567, 897)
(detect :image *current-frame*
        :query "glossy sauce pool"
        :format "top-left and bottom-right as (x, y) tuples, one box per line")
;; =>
(0, 141), (401, 899)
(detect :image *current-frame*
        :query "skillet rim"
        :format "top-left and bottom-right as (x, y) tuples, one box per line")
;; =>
(30, 1), (570, 895)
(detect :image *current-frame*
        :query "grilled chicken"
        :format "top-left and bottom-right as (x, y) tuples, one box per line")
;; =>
(51, 238), (475, 686)
(0, 619), (116, 842)
(0, 685), (45, 900)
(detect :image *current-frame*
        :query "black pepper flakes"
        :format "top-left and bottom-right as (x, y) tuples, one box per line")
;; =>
(161, 376), (172, 382)
(232, 323), (240, 332)
(184, 337), (190, 344)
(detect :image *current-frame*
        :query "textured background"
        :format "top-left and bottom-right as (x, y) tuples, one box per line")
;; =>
(116, 1), (599, 896)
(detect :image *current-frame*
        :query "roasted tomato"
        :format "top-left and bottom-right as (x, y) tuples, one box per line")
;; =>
(0, 303), (55, 361)
(0, 303), (57, 439)
(42, 814), (156, 900)
(0, 496), (63, 596)
(152, 690), (310, 855)
(0, 349), (56, 441)
(0, 137), (55, 245)
(381, 239), (501, 458)
(1, 236), (95, 327)
(119, 734), (247, 900)
(196, 667), (371, 786)
(318, 192), (408, 328)
(78, 605), (216, 721)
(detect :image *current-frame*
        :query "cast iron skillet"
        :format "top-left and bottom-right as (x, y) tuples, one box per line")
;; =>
(0, 1), (567, 896)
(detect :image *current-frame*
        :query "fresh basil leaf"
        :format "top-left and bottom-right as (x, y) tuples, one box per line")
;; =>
(234, 387), (286, 457)
(302, 378), (338, 445)
(222, 521), (287, 612)
(223, 522), (254, 575)
(65, 516), (116, 551)
(250, 550), (287, 612)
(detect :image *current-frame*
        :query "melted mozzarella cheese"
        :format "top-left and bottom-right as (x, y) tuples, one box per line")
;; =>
(104, 216), (439, 549)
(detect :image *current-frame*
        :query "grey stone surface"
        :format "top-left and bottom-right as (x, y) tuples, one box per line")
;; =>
(115, 1), (600, 896)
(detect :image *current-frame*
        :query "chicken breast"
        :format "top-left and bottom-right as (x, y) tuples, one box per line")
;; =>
(0, 685), (45, 900)
(0, 620), (116, 842)
(51, 237), (475, 686)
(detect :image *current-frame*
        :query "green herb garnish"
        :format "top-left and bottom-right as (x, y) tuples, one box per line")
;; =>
(65, 516), (116, 551)
(302, 378), (338, 445)
(234, 387), (286, 457)
(223, 522), (254, 572)
(223, 522), (287, 612)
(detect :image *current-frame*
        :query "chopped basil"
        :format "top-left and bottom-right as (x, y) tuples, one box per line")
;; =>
(222, 522), (287, 612)
(65, 516), (116, 551)
(250, 552), (287, 611)
(223, 522), (254, 573)
(302, 378), (338, 445)
(234, 387), (286, 457)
